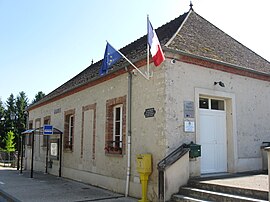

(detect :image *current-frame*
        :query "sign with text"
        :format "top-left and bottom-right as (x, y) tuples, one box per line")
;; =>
(184, 101), (194, 118)
(43, 125), (53, 135)
(144, 108), (156, 118)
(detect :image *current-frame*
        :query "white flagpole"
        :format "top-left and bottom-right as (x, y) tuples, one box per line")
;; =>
(117, 50), (149, 80)
(147, 15), (150, 79)
(107, 42), (149, 80)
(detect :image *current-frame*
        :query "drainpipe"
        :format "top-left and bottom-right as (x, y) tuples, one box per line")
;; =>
(125, 71), (132, 197)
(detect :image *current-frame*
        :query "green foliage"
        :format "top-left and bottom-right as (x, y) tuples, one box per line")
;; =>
(0, 98), (6, 149)
(5, 94), (16, 132)
(0, 91), (30, 151)
(5, 131), (15, 152)
(32, 91), (45, 104)
(16, 92), (28, 134)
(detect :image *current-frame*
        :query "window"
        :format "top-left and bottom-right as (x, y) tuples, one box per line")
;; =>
(64, 109), (75, 151)
(113, 105), (123, 148)
(199, 97), (225, 111)
(211, 99), (225, 110)
(68, 115), (74, 147)
(105, 96), (126, 155)
(199, 98), (209, 109)
(43, 117), (50, 147)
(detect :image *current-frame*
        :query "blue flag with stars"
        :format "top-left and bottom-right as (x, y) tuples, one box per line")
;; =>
(99, 42), (122, 75)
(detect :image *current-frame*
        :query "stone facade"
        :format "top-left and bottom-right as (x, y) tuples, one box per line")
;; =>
(24, 10), (270, 201)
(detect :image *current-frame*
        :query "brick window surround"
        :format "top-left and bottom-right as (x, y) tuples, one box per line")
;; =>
(64, 109), (75, 151)
(35, 118), (41, 146)
(105, 95), (126, 155)
(27, 121), (33, 146)
(42, 116), (51, 147)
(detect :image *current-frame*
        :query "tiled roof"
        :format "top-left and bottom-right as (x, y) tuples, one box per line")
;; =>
(29, 10), (270, 109)
(167, 11), (270, 74)
(30, 12), (188, 107)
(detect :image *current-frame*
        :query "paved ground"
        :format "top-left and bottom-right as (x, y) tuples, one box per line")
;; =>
(0, 167), (269, 202)
(0, 167), (137, 202)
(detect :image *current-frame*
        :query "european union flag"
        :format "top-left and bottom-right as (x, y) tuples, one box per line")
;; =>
(99, 42), (122, 75)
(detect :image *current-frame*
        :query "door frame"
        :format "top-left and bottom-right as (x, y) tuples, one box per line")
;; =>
(195, 88), (237, 174)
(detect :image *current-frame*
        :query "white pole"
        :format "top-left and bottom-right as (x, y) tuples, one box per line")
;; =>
(125, 135), (131, 196)
(125, 72), (132, 197)
(147, 15), (150, 78)
(117, 50), (149, 80)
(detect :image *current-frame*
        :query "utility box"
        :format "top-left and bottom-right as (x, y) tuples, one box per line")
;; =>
(136, 153), (152, 174)
(261, 142), (270, 171)
(187, 142), (201, 158)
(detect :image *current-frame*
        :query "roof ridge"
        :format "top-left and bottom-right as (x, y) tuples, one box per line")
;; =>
(192, 11), (270, 65)
(119, 11), (189, 54)
(165, 10), (192, 47)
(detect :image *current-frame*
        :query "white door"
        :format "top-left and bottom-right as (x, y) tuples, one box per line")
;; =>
(199, 98), (227, 174)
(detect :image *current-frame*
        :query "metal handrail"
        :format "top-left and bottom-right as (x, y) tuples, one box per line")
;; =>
(157, 143), (190, 171)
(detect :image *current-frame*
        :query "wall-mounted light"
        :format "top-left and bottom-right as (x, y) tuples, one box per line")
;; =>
(214, 81), (225, 87)
(171, 59), (176, 64)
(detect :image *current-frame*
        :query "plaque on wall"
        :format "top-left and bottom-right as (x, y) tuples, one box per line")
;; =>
(184, 101), (194, 118)
(54, 108), (61, 114)
(144, 108), (156, 118)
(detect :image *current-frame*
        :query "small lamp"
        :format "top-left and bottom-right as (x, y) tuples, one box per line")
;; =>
(214, 81), (225, 87)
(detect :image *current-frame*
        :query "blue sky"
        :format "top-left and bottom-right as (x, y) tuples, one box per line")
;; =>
(0, 0), (269, 104)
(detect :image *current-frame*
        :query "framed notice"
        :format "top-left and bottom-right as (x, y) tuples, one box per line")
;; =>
(51, 143), (58, 157)
(184, 120), (195, 133)
(50, 139), (59, 160)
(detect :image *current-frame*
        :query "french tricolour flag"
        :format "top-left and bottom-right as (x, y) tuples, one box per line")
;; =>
(147, 18), (165, 66)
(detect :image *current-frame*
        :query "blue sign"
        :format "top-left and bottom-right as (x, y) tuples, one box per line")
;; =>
(43, 125), (53, 135)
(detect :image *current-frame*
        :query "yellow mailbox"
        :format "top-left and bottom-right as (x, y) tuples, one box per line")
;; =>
(136, 154), (152, 202)
(136, 154), (152, 174)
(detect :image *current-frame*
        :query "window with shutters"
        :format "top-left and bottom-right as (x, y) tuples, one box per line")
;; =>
(64, 109), (75, 151)
(105, 96), (126, 155)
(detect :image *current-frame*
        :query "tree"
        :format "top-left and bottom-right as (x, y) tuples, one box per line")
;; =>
(0, 99), (5, 149)
(2, 92), (28, 151)
(15, 92), (28, 155)
(32, 91), (45, 104)
(5, 131), (15, 152)
(15, 92), (28, 135)
(4, 94), (16, 143)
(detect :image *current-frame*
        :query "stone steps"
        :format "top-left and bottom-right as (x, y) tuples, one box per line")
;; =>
(170, 179), (268, 202)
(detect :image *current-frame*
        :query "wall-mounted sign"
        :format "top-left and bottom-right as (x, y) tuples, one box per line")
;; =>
(144, 108), (156, 118)
(184, 101), (194, 118)
(54, 108), (61, 114)
(43, 125), (53, 135)
(184, 120), (195, 133)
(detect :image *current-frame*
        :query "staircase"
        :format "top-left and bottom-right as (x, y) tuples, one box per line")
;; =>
(171, 175), (268, 202)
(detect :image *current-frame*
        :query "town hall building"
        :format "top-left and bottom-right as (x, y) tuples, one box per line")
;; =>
(24, 8), (270, 201)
